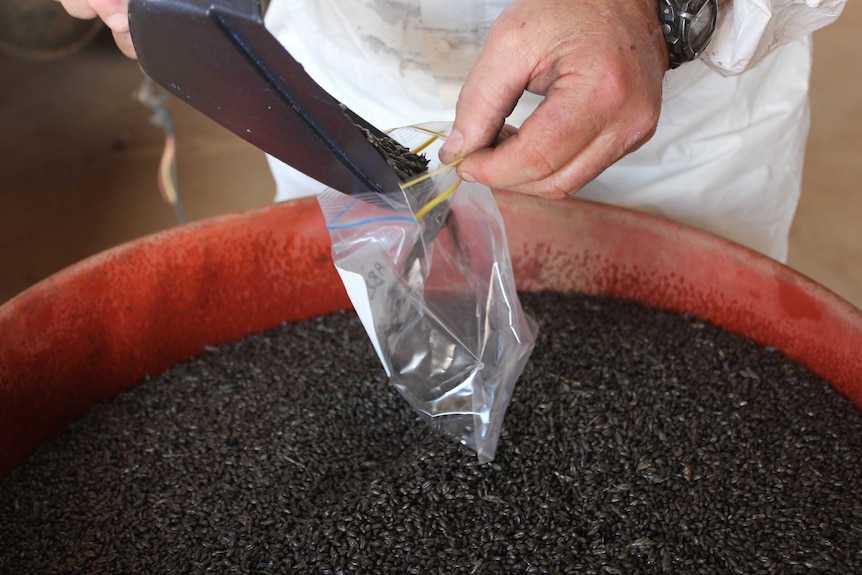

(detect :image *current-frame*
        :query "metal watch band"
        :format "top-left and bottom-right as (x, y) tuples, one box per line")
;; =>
(657, 0), (719, 69)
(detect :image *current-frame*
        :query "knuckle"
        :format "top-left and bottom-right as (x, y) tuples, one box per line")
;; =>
(541, 185), (572, 200)
(595, 69), (631, 112)
(539, 169), (583, 200)
(625, 102), (661, 149)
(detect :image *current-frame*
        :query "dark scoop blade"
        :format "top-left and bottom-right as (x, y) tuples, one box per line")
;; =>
(128, 0), (404, 199)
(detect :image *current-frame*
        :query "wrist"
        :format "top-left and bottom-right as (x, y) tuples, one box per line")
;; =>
(657, 0), (719, 69)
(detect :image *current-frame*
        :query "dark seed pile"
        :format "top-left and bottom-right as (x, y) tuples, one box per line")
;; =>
(2, 293), (861, 574)
(368, 130), (430, 182)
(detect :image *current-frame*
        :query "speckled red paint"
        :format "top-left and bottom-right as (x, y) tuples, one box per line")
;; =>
(495, 192), (862, 406)
(1, 194), (860, 480)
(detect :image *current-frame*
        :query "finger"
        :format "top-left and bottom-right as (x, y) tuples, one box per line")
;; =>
(439, 17), (534, 164)
(112, 28), (137, 59)
(461, 115), (655, 199)
(62, 0), (136, 58)
(456, 79), (604, 192)
(57, 0), (98, 20)
(493, 117), (657, 199)
(501, 130), (626, 198)
(457, 133), (601, 199)
(98, 0), (136, 59)
(88, 0), (130, 33)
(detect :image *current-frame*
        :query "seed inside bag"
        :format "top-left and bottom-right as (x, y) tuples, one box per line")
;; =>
(1, 292), (860, 574)
(340, 105), (429, 181)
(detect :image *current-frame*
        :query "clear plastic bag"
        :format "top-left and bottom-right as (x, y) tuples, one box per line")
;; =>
(318, 122), (536, 463)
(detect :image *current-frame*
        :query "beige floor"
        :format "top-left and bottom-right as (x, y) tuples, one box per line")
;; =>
(1, 7), (860, 309)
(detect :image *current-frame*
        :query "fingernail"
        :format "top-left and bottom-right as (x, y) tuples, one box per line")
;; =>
(460, 171), (477, 183)
(440, 128), (464, 158)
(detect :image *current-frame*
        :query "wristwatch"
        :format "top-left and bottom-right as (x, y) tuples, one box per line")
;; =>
(657, 0), (719, 69)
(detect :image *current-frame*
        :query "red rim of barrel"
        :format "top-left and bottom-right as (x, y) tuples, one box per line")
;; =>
(1, 194), (860, 480)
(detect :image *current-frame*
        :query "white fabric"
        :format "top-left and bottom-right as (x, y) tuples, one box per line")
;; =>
(705, 0), (845, 74)
(263, 0), (845, 262)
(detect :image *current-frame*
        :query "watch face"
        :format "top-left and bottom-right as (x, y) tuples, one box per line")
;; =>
(663, 0), (718, 67)
(689, 0), (717, 52)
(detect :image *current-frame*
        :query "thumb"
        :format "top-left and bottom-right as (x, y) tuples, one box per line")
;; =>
(439, 29), (531, 165)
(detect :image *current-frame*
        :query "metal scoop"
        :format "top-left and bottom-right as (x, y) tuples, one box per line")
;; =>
(128, 0), (427, 203)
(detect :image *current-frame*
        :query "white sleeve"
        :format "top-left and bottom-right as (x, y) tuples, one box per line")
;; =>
(702, 0), (845, 75)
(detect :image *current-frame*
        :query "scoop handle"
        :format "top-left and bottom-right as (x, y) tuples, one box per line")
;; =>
(128, 0), (404, 198)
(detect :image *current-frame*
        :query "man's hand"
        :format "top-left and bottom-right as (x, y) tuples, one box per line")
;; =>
(58, 0), (135, 58)
(439, 0), (667, 199)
